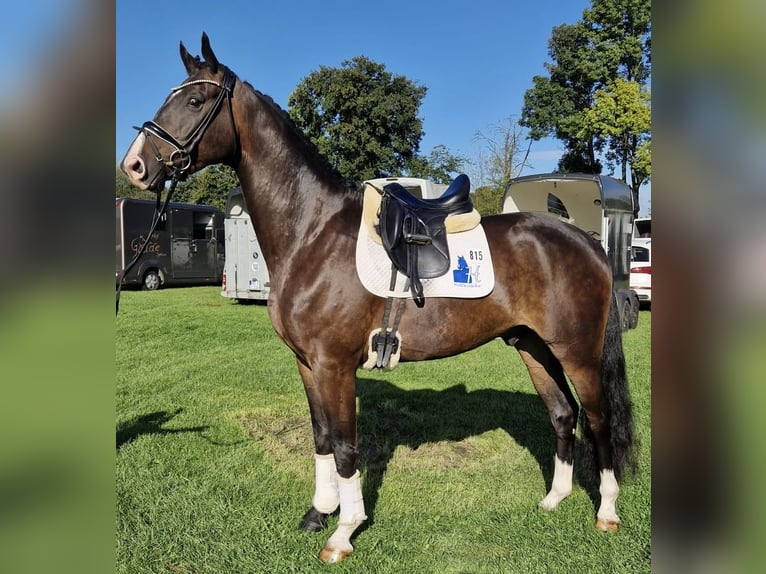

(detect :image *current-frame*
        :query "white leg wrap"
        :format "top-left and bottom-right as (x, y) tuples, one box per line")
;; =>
(336, 470), (367, 525)
(539, 456), (573, 510)
(312, 453), (339, 514)
(321, 470), (367, 561)
(319, 470), (367, 562)
(596, 469), (620, 524)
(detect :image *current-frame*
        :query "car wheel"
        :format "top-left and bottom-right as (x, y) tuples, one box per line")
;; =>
(143, 270), (161, 291)
(628, 293), (640, 329)
(620, 298), (631, 332)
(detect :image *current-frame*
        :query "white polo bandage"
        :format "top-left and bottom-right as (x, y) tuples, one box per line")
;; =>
(336, 470), (367, 526)
(597, 469), (620, 523)
(312, 453), (340, 514)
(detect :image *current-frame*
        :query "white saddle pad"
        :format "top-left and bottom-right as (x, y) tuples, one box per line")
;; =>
(355, 217), (495, 299)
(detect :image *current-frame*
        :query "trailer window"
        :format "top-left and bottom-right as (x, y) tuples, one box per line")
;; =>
(547, 193), (570, 219)
(193, 213), (215, 240)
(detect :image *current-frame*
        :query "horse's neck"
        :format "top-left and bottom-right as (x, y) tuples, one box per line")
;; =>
(234, 94), (358, 283)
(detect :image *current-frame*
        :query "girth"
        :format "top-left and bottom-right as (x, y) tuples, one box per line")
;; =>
(377, 174), (474, 307)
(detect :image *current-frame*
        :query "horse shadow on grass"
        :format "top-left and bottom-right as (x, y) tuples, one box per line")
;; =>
(354, 378), (598, 528)
(116, 408), (209, 450)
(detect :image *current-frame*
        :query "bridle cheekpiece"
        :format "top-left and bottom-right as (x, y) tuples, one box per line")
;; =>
(133, 67), (237, 185)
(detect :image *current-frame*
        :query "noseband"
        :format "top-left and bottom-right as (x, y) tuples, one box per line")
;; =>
(133, 67), (237, 184)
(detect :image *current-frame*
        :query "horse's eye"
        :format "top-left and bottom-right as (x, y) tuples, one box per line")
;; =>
(188, 97), (202, 109)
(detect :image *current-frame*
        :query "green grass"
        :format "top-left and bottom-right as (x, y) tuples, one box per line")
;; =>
(117, 287), (651, 573)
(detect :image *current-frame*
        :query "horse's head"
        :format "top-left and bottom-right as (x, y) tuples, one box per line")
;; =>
(121, 33), (239, 191)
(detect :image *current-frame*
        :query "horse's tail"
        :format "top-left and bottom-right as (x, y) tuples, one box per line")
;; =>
(581, 292), (637, 482)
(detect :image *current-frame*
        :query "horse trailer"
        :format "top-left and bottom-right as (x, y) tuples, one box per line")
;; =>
(502, 173), (640, 330)
(220, 187), (271, 302)
(116, 197), (225, 290)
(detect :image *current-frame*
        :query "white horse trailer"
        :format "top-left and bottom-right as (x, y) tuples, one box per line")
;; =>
(502, 173), (640, 330)
(220, 187), (271, 302)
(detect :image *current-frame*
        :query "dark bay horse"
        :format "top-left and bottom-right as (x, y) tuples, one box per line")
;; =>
(121, 33), (635, 563)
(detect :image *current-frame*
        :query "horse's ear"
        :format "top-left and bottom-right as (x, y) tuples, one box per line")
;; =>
(200, 32), (219, 74)
(180, 41), (201, 75)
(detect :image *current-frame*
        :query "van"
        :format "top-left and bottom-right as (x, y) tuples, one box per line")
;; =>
(116, 198), (224, 290)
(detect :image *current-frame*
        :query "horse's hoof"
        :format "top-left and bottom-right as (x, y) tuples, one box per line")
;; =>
(318, 546), (352, 563)
(595, 516), (620, 532)
(538, 491), (570, 511)
(299, 507), (328, 532)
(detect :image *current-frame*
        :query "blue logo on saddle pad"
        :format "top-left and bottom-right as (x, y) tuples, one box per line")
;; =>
(452, 254), (481, 285)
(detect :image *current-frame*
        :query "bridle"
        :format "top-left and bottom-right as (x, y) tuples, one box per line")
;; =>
(117, 67), (237, 315)
(133, 66), (238, 185)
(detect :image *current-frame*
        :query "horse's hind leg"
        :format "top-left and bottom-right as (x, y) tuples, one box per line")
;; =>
(561, 358), (621, 532)
(515, 333), (579, 510)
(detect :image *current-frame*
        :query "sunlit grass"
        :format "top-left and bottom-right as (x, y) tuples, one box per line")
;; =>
(117, 287), (651, 573)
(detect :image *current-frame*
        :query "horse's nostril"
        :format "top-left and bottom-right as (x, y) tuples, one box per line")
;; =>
(129, 158), (145, 177)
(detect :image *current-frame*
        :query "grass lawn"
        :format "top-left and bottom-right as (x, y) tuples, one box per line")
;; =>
(117, 287), (651, 573)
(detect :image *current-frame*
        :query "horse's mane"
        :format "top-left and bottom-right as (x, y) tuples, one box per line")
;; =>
(240, 78), (361, 196)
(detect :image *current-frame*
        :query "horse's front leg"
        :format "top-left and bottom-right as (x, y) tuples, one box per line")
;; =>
(296, 361), (338, 532)
(296, 360), (366, 563)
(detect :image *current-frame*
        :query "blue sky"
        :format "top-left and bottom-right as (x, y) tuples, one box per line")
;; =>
(114, 0), (650, 214)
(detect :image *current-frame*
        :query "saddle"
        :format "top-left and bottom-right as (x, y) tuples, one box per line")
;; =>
(377, 174), (477, 306)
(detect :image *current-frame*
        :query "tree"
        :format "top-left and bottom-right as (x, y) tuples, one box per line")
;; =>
(472, 185), (504, 217)
(521, 0), (651, 214)
(468, 117), (531, 217)
(405, 145), (468, 185)
(580, 78), (651, 196)
(584, 0), (651, 84)
(521, 22), (605, 174)
(173, 165), (239, 212)
(288, 56), (428, 182)
(473, 117), (532, 188)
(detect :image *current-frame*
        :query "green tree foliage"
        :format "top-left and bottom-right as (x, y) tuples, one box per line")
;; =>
(580, 78), (651, 193)
(585, 0), (651, 84)
(288, 55), (462, 183)
(116, 164), (239, 212)
(405, 145), (468, 185)
(471, 185), (504, 217)
(521, 0), (651, 214)
(173, 165), (239, 211)
(522, 22), (605, 173)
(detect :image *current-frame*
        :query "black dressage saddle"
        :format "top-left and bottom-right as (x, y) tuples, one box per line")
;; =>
(378, 174), (474, 306)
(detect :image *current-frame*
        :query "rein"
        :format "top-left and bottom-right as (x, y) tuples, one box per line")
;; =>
(115, 176), (179, 315)
(116, 67), (238, 316)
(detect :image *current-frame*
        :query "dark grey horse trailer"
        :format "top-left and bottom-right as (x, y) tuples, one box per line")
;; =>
(116, 198), (224, 290)
(502, 173), (640, 330)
